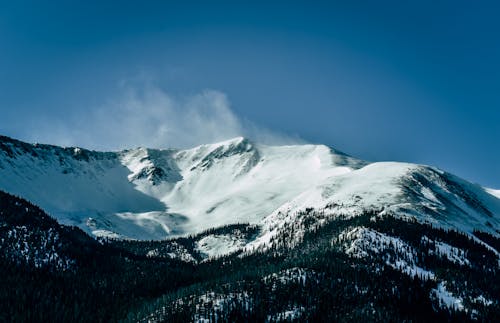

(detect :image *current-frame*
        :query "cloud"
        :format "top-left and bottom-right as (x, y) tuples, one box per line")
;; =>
(30, 82), (302, 150)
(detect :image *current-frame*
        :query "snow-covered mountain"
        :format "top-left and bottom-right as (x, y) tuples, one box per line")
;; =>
(1, 134), (500, 321)
(0, 135), (498, 244)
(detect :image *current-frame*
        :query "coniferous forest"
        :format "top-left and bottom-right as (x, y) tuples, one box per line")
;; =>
(0, 190), (499, 322)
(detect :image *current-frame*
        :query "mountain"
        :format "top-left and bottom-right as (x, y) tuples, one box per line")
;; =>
(0, 134), (364, 239)
(0, 135), (498, 243)
(0, 190), (199, 322)
(0, 134), (499, 321)
(1, 188), (499, 322)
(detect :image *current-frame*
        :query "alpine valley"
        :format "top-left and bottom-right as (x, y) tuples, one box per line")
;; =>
(0, 134), (499, 322)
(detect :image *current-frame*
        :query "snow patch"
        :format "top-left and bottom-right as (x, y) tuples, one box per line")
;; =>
(431, 282), (465, 311)
(336, 227), (435, 280)
(484, 187), (500, 199)
(1, 226), (74, 271)
(421, 236), (470, 266)
(473, 295), (493, 306)
(267, 306), (305, 322)
(262, 267), (318, 286)
(195, 234), (246, 258)
(92, 229), (121, 239)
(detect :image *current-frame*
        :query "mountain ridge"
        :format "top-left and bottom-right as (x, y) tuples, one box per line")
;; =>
(0, 135), (365, 239)
(1, 134), (499, 321)
(0, 134), (498, 245)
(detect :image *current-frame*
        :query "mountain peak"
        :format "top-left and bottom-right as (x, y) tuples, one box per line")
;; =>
(200, 136), (253, 153)
(0, 133), (498, 242)
(214, 136), (247, 145)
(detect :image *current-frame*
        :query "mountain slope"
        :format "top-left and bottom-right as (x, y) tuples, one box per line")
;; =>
(1, 135), (499, 321)
(249, 162), (500, 252)
(1, 190), (498, 322)
(0, 135), (498, 245)
(0, 135), (365, 239)
(0, 190), (200, 322)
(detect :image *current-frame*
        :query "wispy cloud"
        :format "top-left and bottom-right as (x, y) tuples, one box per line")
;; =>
(29, 82), (302, 150)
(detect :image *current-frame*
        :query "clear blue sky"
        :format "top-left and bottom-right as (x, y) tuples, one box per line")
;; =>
(0, 1), (498, 187)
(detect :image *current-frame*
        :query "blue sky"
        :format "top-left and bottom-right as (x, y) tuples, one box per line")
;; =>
(0, 1), (498, 187)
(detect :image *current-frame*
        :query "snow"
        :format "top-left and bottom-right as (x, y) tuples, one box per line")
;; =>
(421, 236), (470, 266)
(165, 243), (197, 263)
(420, 186), (441, 204)
(0, 135), (498, 259)
(414, 170), (500, 234)
(195, 234), (246, 258)
(336, 227), (435, 280)
(390, 260), (435, 280)
(170, 291), (253, 323)
(473, 295), (493, 306)
(247, 163), (500, 252)
(246, 163), (424, 251)
(1, 225), (74, 271)
(0, 143), (167, 239)
(485, 188), (500, 199)
(164, 139), (357, 235)
(92, 229), (122, 239)
(431, 282), (465, 311)
(0, 136), (363, 243)
(141, 291), (253, 323)
(266, 306), (305, 322)
(262, 267), (319, 287)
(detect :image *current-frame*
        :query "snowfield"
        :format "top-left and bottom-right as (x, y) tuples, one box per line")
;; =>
(0, 136), (365, 240)
(0, 135), (498, 259)
(195, 234), (247, 259)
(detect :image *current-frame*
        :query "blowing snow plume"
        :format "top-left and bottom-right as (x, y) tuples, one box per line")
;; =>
(29, 83), (300, 150)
